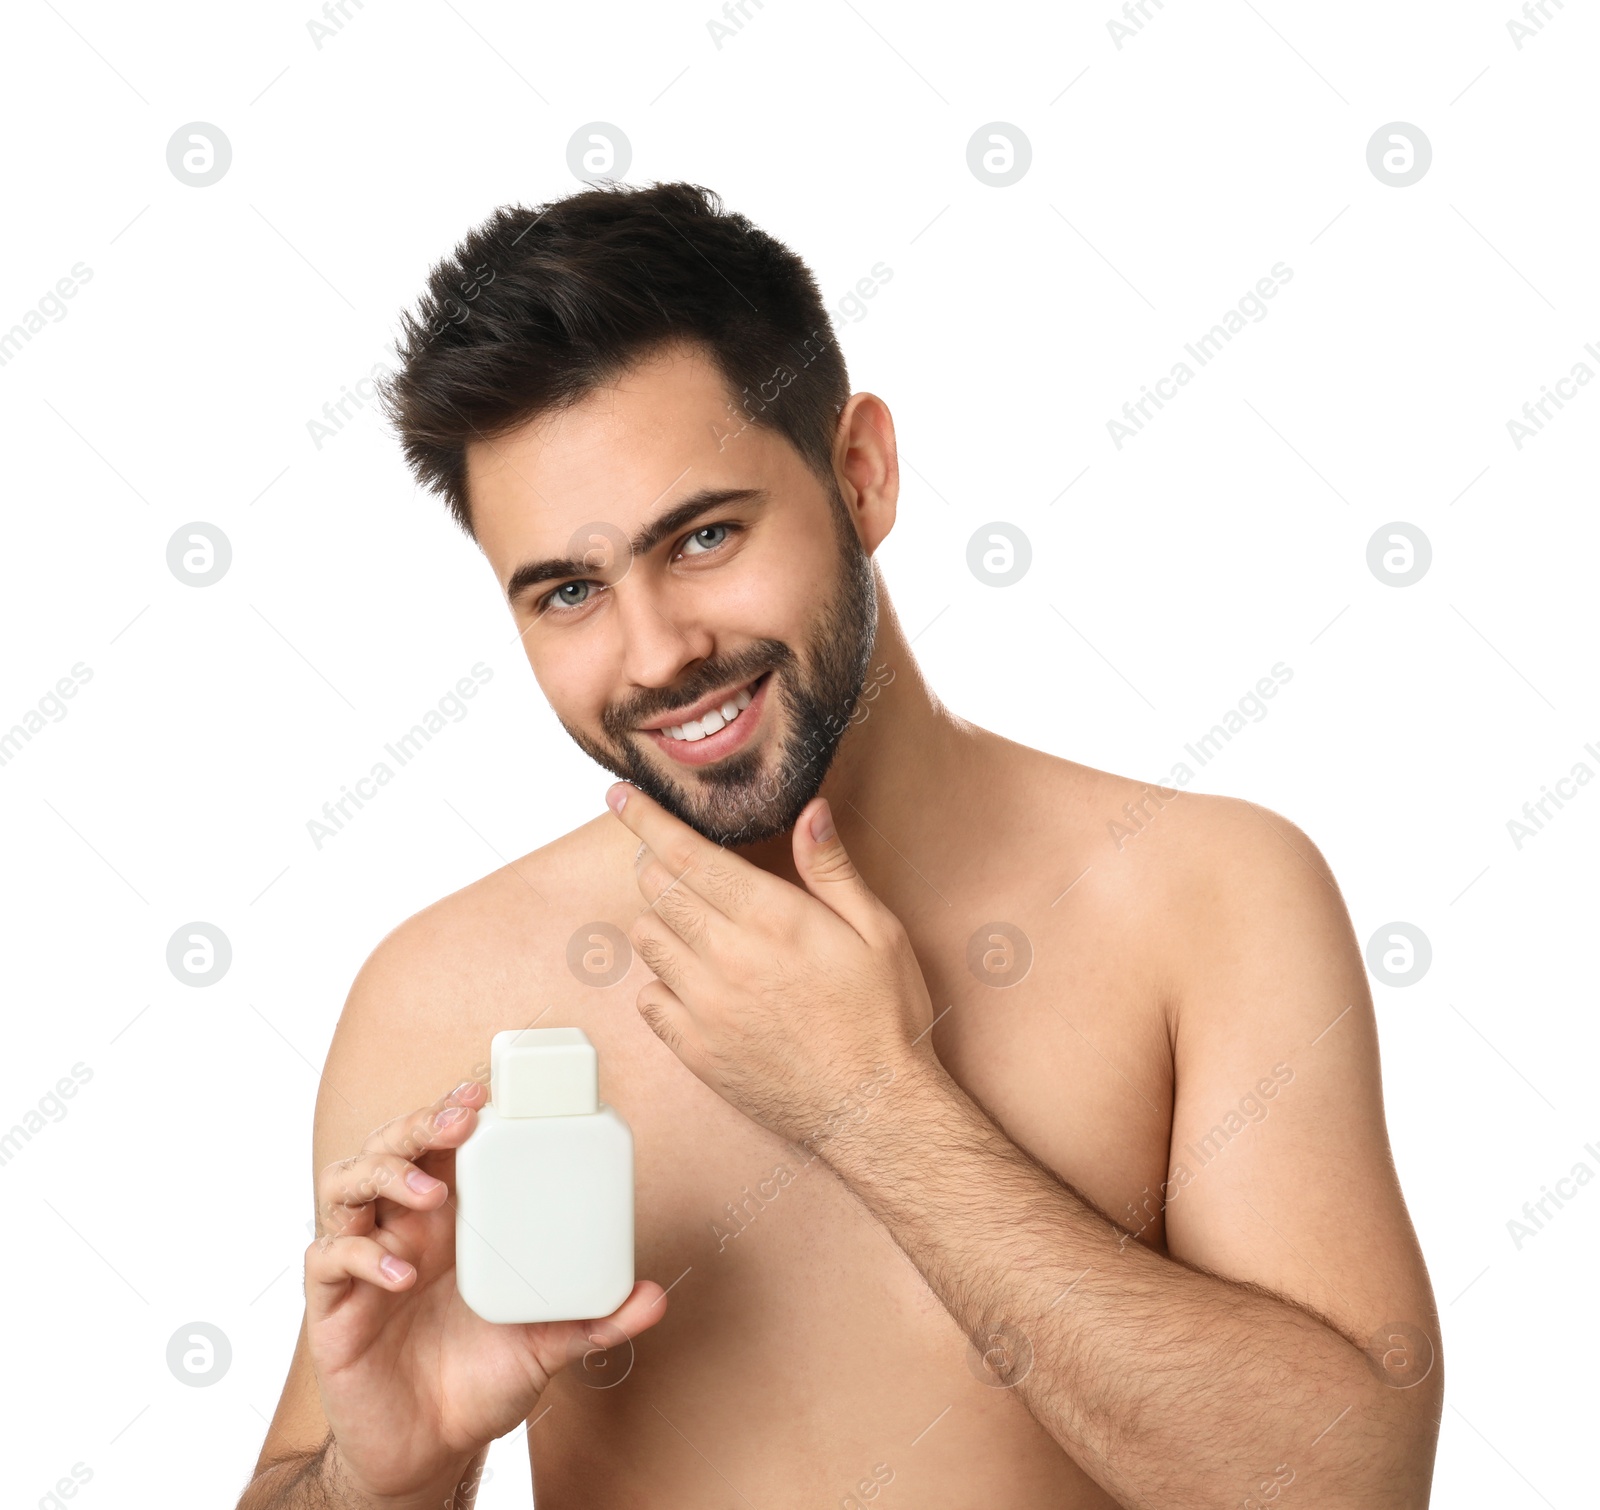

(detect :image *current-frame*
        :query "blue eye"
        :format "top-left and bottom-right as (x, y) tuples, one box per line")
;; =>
(682, 523), (729, 555)
(540, 580), (595, 614)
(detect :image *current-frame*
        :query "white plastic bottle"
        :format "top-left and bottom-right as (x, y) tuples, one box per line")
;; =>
(453, 1026), (634, 1324)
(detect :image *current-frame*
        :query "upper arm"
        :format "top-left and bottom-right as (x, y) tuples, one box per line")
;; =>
(1160, 797), (1439, 1387)
(250, 905), (501, 1473)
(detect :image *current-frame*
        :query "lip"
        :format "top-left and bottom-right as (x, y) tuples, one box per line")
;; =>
(641, 671), (771, 768)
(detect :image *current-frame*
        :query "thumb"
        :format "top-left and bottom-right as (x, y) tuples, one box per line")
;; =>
(794, 798), (880, 932)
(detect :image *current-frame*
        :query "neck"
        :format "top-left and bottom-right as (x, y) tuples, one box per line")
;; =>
(732, 570), (977, 897)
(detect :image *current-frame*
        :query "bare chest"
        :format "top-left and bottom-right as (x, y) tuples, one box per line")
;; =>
(473, 878), (1174, 1506)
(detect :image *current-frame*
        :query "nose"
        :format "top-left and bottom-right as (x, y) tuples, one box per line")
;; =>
(613, 578), (715, 710)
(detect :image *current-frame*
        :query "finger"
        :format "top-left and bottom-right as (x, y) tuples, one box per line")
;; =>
(315, 1081), (484, 1235)
(528, 1280), (672, 1390)
(598, 1278), (670, 1335)
(546, 1279), (671, 1360)
(790, 796), (891, 941)
(314, 1152), (452, 1237)
(635, 978), (692, 1058)
(628, 912), (701, 1003)
(607, 782), (766, 921)
(360, 1078), (486, 1165)
(304, 1232), (416, 1311)
(634, 848), (714, 953)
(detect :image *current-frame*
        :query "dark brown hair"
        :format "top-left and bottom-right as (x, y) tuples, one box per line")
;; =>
(377, 180), (851, 539)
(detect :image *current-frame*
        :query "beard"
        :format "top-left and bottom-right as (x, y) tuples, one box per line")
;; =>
(558, 500), (879, 848)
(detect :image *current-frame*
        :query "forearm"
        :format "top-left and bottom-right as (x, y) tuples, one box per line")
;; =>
(821, 1060), (1437, 1510)
(238, 1438), (487, 1510)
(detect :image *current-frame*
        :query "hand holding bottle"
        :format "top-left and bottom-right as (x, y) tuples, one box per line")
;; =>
(303, 1078), (666, 1504)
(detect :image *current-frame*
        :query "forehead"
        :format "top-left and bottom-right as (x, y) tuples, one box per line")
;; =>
(466, 341), (790, 563)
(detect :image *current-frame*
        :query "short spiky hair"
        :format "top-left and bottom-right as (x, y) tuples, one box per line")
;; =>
(378, 180), (851, 539)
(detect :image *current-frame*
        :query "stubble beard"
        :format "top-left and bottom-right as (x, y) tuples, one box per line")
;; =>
(560, 508), (879, 848)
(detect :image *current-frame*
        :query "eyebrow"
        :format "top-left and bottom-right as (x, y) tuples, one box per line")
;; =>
(504, 486), (770, 607)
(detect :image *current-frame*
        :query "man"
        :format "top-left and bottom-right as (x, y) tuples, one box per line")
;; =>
(240, 181), (1441, 1508)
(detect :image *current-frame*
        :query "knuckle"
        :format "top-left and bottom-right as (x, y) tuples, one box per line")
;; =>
(640, 1004), (681, 1053)
(713, 866), (757, 912)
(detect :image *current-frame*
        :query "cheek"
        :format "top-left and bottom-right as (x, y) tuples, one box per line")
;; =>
(715, 534), (828, 638)
(528, 644), (612, 729)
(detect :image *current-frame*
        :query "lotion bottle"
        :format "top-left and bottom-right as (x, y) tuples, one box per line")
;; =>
(454, 1026), (634, 1324)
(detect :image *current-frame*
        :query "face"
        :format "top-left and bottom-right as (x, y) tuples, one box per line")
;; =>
(468, 341), (881, 848)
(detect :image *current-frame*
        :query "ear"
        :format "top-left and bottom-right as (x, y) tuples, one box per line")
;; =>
(834, 392), (899, 556)
(792, 798), (881, 935)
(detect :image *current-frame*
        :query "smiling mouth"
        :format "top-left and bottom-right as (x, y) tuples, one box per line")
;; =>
(656, 677), (759, 743)
(635, 669), (772, 767)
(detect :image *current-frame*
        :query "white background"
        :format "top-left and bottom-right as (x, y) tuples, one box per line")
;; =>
(1, 1), (1595, 1506)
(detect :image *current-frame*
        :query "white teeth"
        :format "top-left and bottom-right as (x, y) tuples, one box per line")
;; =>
(658, 679), (759, 741)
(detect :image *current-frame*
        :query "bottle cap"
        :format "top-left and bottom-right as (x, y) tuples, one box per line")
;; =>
(490, 1027), (598, 1117)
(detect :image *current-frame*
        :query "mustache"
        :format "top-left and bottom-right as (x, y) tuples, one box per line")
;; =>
(603, 641), (792, 737)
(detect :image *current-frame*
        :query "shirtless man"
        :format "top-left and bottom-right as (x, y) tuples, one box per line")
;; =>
(238, 181), (1441, 1509)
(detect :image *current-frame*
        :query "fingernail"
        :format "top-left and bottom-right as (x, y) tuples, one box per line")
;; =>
(607, 783), (630, 814)
(406, 1167), (442, 1193)
(435, 1105), (466, 1128)
(380, 1254), (413, 1282)
(810, 800), (835, 844)
(449, 1080), (474, 1098)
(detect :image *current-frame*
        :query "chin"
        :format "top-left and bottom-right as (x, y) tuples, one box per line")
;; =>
(633, 760), (817, 848)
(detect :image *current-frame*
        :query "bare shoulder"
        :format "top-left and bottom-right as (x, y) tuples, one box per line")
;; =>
(311, 814), (628, 1171)
(983, 732), (1354, 1010)
(987, 730), (1339, 905)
